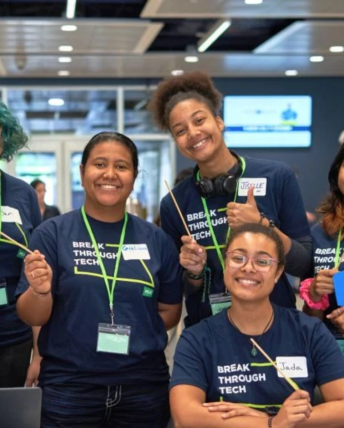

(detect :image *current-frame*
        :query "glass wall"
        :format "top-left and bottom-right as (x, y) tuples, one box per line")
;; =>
(4, 86), (174, 219)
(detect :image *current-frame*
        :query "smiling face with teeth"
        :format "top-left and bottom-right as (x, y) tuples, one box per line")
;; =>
(80, 140), (136, 222)
(224, 231), (284, 303)
(169, 99), (228, 167)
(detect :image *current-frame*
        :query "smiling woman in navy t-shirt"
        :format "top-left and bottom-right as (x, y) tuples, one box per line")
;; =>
(149, 71), (312, 327)
(16, 131), (183, 428)
(170, 223), (344, 428)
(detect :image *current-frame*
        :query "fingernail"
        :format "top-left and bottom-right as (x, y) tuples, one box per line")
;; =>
(198, 249), (202, 253)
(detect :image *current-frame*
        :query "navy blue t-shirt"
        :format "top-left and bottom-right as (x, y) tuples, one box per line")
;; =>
(0, 171), (41, 347)
(171, 305), (344, 408)
(311, 223), (344, 352)
(160, 154), (310, 325)
(16, 210), (183, 386)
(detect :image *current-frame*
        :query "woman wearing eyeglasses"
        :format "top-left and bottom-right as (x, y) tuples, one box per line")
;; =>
(170, 223), (344, 428)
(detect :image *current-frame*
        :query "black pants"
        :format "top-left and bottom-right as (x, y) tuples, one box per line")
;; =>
(0, 339), (33, 388)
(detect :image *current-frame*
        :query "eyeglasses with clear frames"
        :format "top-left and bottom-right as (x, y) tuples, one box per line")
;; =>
(225, 251), (278, 272)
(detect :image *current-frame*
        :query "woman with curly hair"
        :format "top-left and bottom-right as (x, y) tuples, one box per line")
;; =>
(301, 144), (344, 356)
(0, 100), (42, 387)
(150, 71), (312, 327)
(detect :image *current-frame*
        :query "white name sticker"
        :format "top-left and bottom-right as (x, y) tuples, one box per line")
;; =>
(238, 178), (267, 197)
(122, 244), (150, 260)
(1, 206), (22, 225)
(276, 356), (308, 378)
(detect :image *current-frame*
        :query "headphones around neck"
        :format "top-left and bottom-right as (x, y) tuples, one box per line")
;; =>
(193, 151), (244, 198)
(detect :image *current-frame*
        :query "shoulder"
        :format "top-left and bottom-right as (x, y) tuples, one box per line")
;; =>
(275, 305), (324, 334)
(34, 210), (78, 235)
(127, 213), (174, 242)
(244, 155), (295, 178)
(161, 176), (196, 208)
(180, 310), (224, 345)
(2, 171), (37, 197)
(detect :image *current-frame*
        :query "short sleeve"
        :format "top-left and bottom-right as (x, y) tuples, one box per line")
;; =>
(29, 187), (42, 229)
(157, 230), (183, 305)
(309, 320), (344, 386)
(160, 195), (183, 249)
(170, 329), (208, 392)
(278, 166), (310, 238)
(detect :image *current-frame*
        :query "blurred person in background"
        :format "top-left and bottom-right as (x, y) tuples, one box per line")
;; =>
(30, 178), (61, 221)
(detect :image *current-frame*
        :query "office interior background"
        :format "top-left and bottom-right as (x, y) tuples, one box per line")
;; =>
(0, 0), (343, 221)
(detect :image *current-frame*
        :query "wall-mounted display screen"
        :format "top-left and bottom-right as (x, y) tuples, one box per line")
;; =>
(223, 95), (312, 148)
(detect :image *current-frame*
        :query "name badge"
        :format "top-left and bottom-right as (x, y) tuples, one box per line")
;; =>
(0, 279), (8, 307)
(1, 206), (22, 224)
(122, 244), (150, 260)
(97, 323), (131, 355)
(238, 178), (267, 197)
(276, 356), (308, 378)
(209, 293), (232, 316)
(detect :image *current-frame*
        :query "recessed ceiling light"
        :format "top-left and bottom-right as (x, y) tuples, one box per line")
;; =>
(58, 70), (70, 76)
(309, 56), (324, 62)
(285, 70), (298, 76)
(171, 70), (184, 76)
(48, 98), (64, 107)
(245, 0), (263, 4)
(184, 56), (199, 63)
(61, 25), (77, 32)
(59, 45), (73, 52)
(58, 57), (72, 63)
(330, 46), (344, 53)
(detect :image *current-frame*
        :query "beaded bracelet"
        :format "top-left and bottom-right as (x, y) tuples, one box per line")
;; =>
(186, 268), (205, 280)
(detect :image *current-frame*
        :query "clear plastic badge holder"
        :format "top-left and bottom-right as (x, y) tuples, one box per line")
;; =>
(97, 323), (131, 355)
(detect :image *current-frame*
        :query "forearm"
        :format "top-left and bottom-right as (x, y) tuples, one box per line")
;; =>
(173, 404), (268, 428)
(302, 303), (324, 320)
(183, 271), (203, 296)
(17, 289), (53, 326)
(295, 401), (344, 427)
(31, 326), (42, 359)
(159, 303), (182, 330)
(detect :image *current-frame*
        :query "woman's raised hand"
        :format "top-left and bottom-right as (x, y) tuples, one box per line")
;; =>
(24, 250), (52, 294)
(272, 390), (312, 428)
(180, 235), (207, 276)
(310, 268), (337, 301)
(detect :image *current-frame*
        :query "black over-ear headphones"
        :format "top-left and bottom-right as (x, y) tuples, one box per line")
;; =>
(193, 151), (243, 198)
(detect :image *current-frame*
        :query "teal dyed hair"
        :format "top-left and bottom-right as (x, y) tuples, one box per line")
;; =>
(0, 100), (28, 162)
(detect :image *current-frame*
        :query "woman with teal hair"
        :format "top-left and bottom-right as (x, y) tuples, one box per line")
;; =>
(0, 100), (42, 387)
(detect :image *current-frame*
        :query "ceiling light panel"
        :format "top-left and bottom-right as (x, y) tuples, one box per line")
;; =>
(255, 21), (344, 54)
(141, 0), (344, 18)
(0, 20), (163, 54)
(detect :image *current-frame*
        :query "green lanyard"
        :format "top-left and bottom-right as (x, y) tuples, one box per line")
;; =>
(197, 156), (246, 272)
(334, 228), (343, 269)
(81, 206), (128, 325)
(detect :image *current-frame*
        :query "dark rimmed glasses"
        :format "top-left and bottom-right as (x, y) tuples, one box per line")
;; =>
(226, 251), (278, 272)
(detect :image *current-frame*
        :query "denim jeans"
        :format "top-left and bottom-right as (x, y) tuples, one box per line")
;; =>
(41, 381), (170, 427)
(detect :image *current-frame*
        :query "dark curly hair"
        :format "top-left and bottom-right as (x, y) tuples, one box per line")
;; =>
(317, 144), (344, 236)
(148, 71), (223, 131)
(0, 101), (28, 162)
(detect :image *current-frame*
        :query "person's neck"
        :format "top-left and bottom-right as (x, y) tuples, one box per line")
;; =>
(228, 299), (274, 336)
(83, 202), (126, 223)
(198, 146), (238, 179)
(39, 202), (45, 210)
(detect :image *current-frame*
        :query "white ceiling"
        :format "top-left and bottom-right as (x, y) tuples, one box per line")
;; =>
(0, 0), (344, 78)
